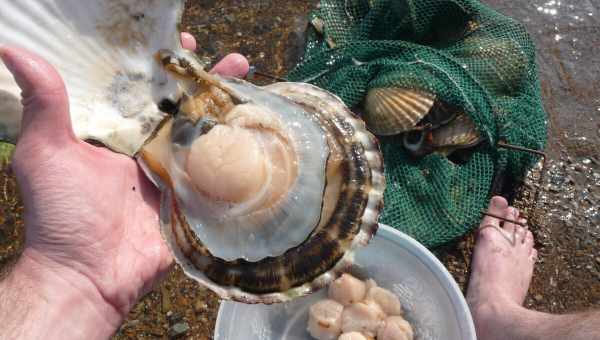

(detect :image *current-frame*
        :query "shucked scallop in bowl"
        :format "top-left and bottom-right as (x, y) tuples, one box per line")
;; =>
(215, 225), (477, 340)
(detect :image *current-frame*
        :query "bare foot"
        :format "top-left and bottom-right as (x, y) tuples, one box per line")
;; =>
(466, 196), (538, 340)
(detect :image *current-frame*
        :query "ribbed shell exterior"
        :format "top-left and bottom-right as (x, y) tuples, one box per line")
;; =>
(363, 88), (435, 136)
(142, 81), (385, 304)
(430, 113), (482, 148)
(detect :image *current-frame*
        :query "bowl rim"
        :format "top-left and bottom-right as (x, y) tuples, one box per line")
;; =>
(215, 223), (477, 340)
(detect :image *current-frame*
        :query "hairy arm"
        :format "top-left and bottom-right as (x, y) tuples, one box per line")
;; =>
(0, 250), (122, 339)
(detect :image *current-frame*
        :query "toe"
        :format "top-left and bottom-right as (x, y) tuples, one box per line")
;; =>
(515, 225), (528, 245)
(530, 248), (538, 262)
(502, 207), (519, 235)
(480, 196), (509, 229)
(525, 230), (534, 245)
(524, 231), (536, 251)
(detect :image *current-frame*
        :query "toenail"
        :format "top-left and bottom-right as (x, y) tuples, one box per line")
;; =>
(492, 196), (508, 209)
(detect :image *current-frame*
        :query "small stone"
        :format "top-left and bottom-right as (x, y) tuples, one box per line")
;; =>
(595, 257), (600, 264)
(194, 300), (208, 313)
(198, 0), (217, 8)
(168, 322), (190, 339)
(161, 286), (171, 312)
(582, 158), (592, 165)
(166, 311), (183, 325)
(224, 14), (235, 23)
(534, 294), (543, 302)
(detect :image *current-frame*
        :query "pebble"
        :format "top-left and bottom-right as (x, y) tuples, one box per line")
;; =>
(224, 14), (236, 24)
(534, 294), (544, 302)
(166, 311), (183, 325)
(194, 300), (208, 313)
(168, 322), (190, 339)
(161, 286), (172, 312)
(596, 257), (600, 265)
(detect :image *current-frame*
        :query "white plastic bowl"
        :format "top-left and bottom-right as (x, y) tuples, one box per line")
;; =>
(215, 224), (476, 340)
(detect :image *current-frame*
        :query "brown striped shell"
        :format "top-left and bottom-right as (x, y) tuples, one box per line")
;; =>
(138, 50), (385, 304)
(362, 87), (435, 136)
(430, 112), (482, 150)
(402, 112), (483, 157)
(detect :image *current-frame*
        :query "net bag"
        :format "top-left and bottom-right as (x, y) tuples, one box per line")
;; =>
(287, 0), (547, 248)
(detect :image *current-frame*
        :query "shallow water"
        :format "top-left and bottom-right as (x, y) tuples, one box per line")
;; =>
(480, 0), (600, 313)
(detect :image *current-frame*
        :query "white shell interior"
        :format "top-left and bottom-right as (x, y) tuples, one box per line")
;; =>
(140, 75), (331, 262)
(0, 0), (185, 155)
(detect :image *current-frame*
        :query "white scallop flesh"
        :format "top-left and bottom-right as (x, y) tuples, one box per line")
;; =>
(341, 301), (386, 337)
(338, 332), (369, 340)
(365, 286), (403, 316)
(377, 316), (414, 340)
(307, 299), (344, 340)
(0, 0), (185, 155)
(328, 273), (368, 306)
(149, 76), (329, 262)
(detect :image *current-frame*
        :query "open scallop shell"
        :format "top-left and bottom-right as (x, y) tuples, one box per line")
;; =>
(362, 87), (435, 136)
(145, 75), (385, 304)
(0, 0), (385, 303)
(0, 0), (184, 155)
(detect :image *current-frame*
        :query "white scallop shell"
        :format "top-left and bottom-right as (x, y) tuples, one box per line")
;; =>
(0, 0), (185, 155)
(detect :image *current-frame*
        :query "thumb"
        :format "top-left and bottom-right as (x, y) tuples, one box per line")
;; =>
(0, 46), (74, 145)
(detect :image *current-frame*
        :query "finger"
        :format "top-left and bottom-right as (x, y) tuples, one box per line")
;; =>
(180, 32), (197, 51)
(480, 196), (509, 229)
(210, 53), (250, 78)
(0, 46), (74, 144)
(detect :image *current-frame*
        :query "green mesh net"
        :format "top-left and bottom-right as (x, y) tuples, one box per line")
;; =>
(287, 0), (547, 248)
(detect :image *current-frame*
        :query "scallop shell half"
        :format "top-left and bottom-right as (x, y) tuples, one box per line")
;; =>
(402, 112), (483, 157)
(138, 51), (385, 302)
(0, 0), (184, 155)
(362, 87), (435, 136)
(0, 0), (385, 303)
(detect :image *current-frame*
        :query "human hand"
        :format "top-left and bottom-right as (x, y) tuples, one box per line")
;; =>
(0, 32), (249, 339)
